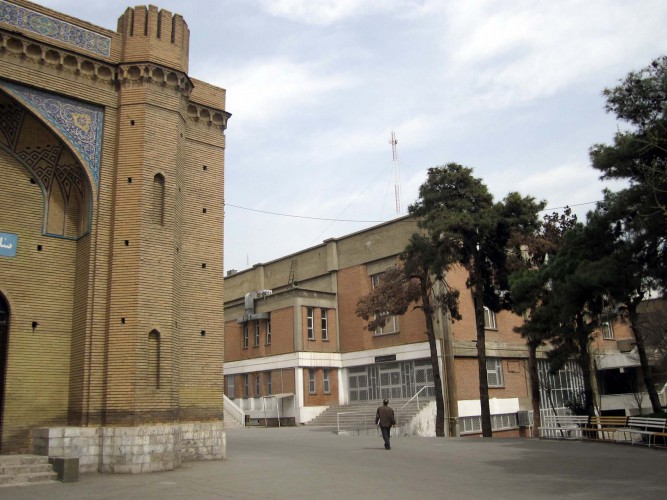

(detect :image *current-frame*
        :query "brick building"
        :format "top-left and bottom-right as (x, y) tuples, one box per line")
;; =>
(0, 0), (228, 472)
(224, 216), (642, 435)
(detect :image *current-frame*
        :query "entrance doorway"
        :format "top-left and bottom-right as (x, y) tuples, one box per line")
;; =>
(378, 363), (403, 400)
(0, 295), (9, 452)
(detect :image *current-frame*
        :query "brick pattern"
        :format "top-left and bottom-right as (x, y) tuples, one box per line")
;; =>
(0, 0), (228, 456)
(303, 367), (338, 406)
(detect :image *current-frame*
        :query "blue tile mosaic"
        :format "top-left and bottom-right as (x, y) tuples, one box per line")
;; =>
(0, 81), (104, 187)
(0, 0), (111, 57)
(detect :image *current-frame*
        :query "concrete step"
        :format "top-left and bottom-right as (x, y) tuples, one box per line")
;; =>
(0, 455), (58, 488)
(308, 399), (433, 429)
(224, 408), (244, 428)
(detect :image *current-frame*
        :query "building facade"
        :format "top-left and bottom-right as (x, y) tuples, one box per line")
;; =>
(224, 217), (645, 436)
(0, 0), (228, 472)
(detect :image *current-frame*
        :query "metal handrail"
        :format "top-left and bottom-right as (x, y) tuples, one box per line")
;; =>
(337, 411), (369, 432)
(400, 385), (435, 411)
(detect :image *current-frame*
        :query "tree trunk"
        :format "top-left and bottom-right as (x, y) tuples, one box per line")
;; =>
(628, 304), (662, 414)
(421, 283), (446, 437)
(471, 269), (492, 437)
(527, 339), (541, 432)
(575, 313), (596, 417)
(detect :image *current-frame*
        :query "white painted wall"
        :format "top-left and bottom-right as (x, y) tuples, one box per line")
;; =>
(458, 398), (520, 417)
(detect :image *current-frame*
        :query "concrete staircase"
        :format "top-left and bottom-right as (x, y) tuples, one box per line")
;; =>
(306, 399), (432, 433)
(0, 455), (58, 488)
(224, 406), (245, 429)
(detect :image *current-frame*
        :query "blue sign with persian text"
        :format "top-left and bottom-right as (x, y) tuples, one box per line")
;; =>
(0, 233), (18, 257)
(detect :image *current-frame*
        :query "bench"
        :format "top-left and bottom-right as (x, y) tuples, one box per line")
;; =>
(538, 415), (589, 439)
(580, 416), (629, 442)
(626, 417), (667, 447)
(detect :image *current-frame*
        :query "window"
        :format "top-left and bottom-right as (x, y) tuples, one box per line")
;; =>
(307, 307), (314, 340)
(147, 330), (160, 389)
(152, 173), (165, 225)
(371, 274), (398, 335)
(323, 368), (331, 394)
(266, 315), (272, 345)
(321, 309), (328, 340)
(537, 360), (585, 409)
(484, 307), (497, 330)
(243, 374), (249, 398)
(601, 322), (614, 340)
(254, 321), (260, 346)
(226, 375), (235, 399)
(255, 374), (261, 396)
(308, 369), (316, 394)
(242, 323), (249, 348)
(265, 372), (272, 396)
(486, 358), (504, 387)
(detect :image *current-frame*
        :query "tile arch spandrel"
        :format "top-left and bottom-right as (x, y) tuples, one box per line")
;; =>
(0, 80), (103, 189)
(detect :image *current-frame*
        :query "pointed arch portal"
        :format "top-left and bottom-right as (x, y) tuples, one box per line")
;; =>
(0, 87), (97, 239)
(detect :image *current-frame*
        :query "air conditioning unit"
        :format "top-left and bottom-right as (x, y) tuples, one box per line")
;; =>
(517, 410), (533, 427)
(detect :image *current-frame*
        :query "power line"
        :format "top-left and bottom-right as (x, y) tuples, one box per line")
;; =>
(540, 201), (600, 212)
(225, 200), (601, 223)
(224, 203), (387, 223)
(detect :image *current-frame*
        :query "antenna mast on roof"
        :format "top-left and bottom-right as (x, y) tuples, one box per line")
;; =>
(389, 131), (402, 214)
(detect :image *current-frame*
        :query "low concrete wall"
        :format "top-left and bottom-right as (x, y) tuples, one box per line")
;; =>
(33, 421), (225, 474)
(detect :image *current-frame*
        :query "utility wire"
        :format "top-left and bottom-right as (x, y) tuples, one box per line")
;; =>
(224, 203), (388, 223)
(225, 200), (600, 223)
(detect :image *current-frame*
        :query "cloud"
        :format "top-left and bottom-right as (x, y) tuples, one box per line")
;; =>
(257, 0), (426, 25)
(440, 0), (667, 110)
(202, 58), (357, 130)
(485, 161), (628, 218)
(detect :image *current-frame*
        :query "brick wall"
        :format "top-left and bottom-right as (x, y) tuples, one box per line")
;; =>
(303, 367), (338, 406)
(0, 0), (228, 452)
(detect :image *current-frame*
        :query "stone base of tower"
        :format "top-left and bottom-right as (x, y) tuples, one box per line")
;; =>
(33, 421), (226, 474)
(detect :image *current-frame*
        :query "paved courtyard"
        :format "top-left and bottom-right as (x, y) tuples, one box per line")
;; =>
(3, 426), (667, 499)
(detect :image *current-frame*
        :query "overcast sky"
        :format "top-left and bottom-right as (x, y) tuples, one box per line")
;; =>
(39, 0), (667, 274)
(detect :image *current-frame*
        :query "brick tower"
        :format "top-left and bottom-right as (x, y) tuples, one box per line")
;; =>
(0, 1), (229, 472)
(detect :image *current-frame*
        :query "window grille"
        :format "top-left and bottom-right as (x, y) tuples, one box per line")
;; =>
(242, 323), (249, 349)
(255, 374), (260, 396)
(601, 322), (614, 340)
(254, 321), (260, 346)
(458, 413), (519, 435)
(486, 358), (504, 387)
(347, 359), (436, 401)
(309, 369), (316, 394)
(537, 359), (585, 410)
(243, 374), (249, 398)
(323, 368), (331, 394)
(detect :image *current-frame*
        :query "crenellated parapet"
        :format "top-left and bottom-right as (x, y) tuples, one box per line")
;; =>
(117, 5), (189, 74)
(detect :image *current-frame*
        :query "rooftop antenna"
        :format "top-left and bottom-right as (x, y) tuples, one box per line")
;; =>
(389, 131), (402, 214)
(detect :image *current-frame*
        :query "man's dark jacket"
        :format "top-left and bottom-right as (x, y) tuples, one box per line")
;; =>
(376, 405), (396, 427)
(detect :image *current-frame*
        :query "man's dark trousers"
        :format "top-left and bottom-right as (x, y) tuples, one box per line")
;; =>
(380, 426), (391, 449)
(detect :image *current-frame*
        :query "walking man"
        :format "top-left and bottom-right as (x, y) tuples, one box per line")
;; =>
(376, 399), (396, 450)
